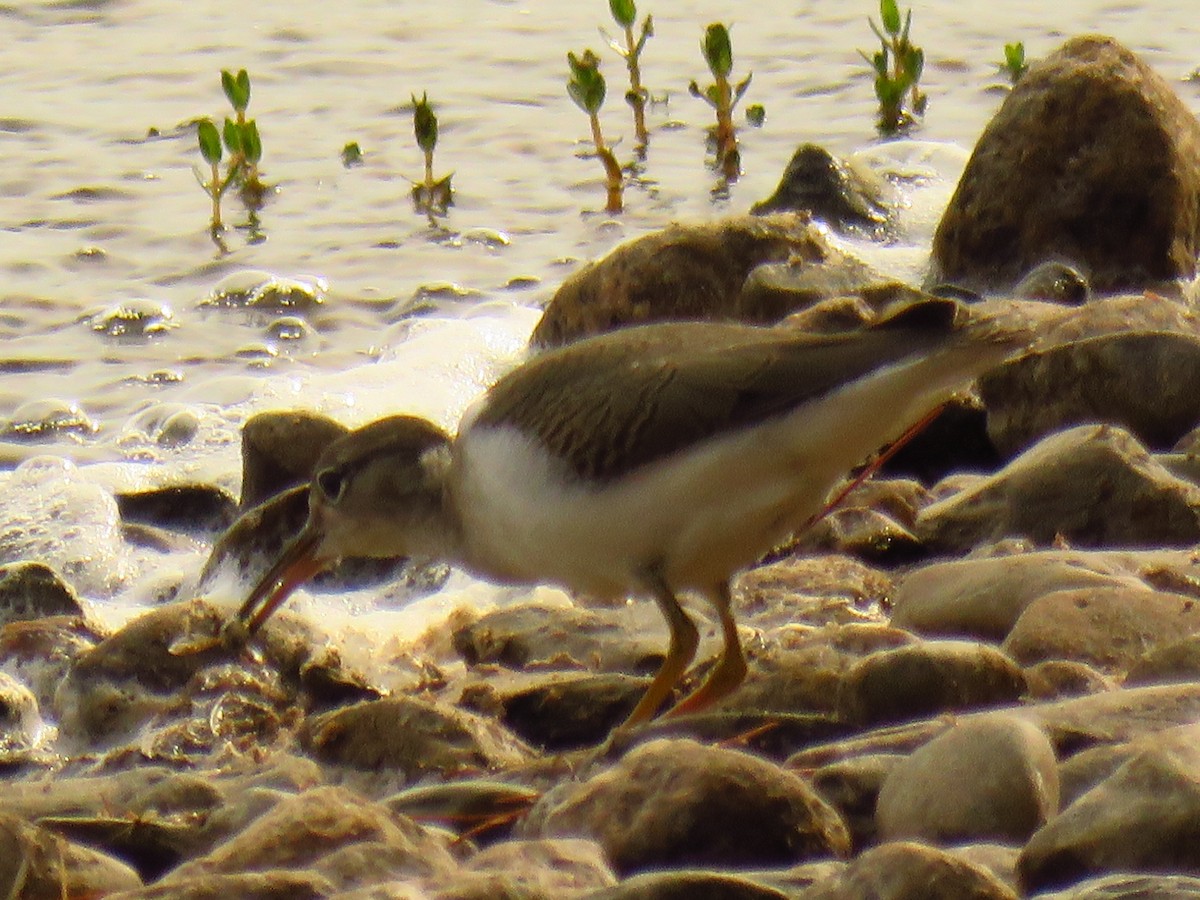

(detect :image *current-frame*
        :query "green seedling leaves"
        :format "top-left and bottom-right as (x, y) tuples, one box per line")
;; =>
(241, 120), (262, 164)
(221, 69), (251, 114)
(222, 117), (242, 155)
(197, 119), (222, 165)
(412, 92), (438, 154)
(609, 0), (636, 28)
(702, 23), (733, 79)
(1002, 42), (1028, 83)
(567, 50), (606, 115)
(880, 0), (902, 36)
(341, 142), (363, 166)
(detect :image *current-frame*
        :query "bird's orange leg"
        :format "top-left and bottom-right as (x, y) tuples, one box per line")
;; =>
(665, 582), (747, 718)
(618, 573), (700, 729)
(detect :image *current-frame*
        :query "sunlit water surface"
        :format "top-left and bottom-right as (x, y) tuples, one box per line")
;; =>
(2, 0), (1198, 640)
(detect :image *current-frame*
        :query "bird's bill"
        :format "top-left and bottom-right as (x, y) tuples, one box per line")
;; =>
(235, 524), (328, 638)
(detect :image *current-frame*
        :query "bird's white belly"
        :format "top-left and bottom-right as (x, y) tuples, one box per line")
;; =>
(451, 422), (831, 599)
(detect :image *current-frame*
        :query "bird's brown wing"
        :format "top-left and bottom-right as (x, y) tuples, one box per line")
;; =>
(475, 305), (975, 484)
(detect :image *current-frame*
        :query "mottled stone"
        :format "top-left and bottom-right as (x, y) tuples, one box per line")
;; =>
(876, 714), (1059, 843)
(1019, 723), (1200, 892)
(838, 640), (1025, 726)
(523, 738), (850, 874)
(1003, 586), (1200, 673)
(917, 425), (1200, 553)
(932, 35), (1200, 293)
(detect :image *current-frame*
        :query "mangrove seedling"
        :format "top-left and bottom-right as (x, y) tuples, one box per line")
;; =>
(601, 0), (653, 148)
(689, 23), (753, 179)
(342, 142), (364, 167)
(567, 49), (624, 213)
(860, 0), (926, 134)
(1000, 42), (1028, 85)
(220, 69), (268, 206)
(195, 118), (233, 231)
(410, 93), (454, 215)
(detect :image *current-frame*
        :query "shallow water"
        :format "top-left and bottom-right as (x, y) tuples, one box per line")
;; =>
(2, 0), (1199, 628)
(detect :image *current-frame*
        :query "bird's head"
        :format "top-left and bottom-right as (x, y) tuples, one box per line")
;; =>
(231, 414), (454, 639)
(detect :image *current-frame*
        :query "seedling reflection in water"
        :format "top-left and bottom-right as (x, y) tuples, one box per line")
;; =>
(567, 50), (624, 213)
(689, 23), (754, 180)
(410, 93), (454, 216)
(601, 0), (654, 148)
(860, 0), (926, 134)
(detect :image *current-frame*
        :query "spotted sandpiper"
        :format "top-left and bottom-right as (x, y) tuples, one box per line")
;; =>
(231, 297), (1030, 728)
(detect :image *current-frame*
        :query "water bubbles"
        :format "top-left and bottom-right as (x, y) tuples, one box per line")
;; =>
(201, 270), (327, 314)
(2, 399), (98, 441)
(89, 298), (176, 338)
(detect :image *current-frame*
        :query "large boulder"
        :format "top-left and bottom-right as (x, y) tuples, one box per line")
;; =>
(932, 35), (1200, 293)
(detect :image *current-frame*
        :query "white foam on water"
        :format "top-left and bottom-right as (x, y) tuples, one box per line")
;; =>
(834, 140), (972, 284)
(0, 457), (133, 599)
(91, 300), (545, 645)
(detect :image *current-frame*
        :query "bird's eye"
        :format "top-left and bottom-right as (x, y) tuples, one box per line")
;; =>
(315, 467), (347, 504)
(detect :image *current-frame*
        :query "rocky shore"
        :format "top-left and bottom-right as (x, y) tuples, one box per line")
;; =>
(5, 34), (1200, 899)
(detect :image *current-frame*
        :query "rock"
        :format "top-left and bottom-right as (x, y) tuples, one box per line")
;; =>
(751, 144), (892, 234)
(805, 841), (1018, 900)
(115, 484), (238, 534)
(718, 624), (915, 720)
(1024, 682), (1200, 752)
(1037, 872), (1200, 898)
(0, 614), (98, 713)
(459, 671), (648, 751)
(877, 394), (1003, 485)
(1012, 260), (1090, 305)
(163, 785), (456, 890)
(0, 560), (86, 627)
(981, 331), (1200, 457)
(837, 640), (1026, 726)
(931, 35), (1200, 293)
(530, 214), (828, 347)
(0, 811), (142, 898)
(585, 869), (795, 899)
(0, 756), (322, 881)
(384, 780), (541, 843)
(733, 257), (892, 325)
(300, 695), (534, 788)
(916, 425), (1200, 553)
(891, 550), (1152, 642)
(522, 738), (850, 874)
(1057, 743), (1137, 809)
(875, 714), (1059, 843)
(104, 871), (335, 899)
(1018, 723), (1200, 892)
(1023, 660), (1116, 700)
(240, 410), (349, 509)
(734, 555), (895, 633)
(1126, 633), (1200, 684)
(1003, 585), (1200, 672)
(809, 753), (902, 848)
(451, 601), (671, 676)
(440, 838), (616, 898)
(0, 670), (41, 752)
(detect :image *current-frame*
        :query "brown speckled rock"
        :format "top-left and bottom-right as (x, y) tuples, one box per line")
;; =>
(1019, 723), (1200, 893)
(523, 738), (850, 874)
(531, 214), (829, 347)
(1003, 585), (1200, 673)
(916, 425), (1200, 553)
(876, 714), (1059, 844)
(932, 35), (1200, 293)
(837, 640), (1026, 726)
